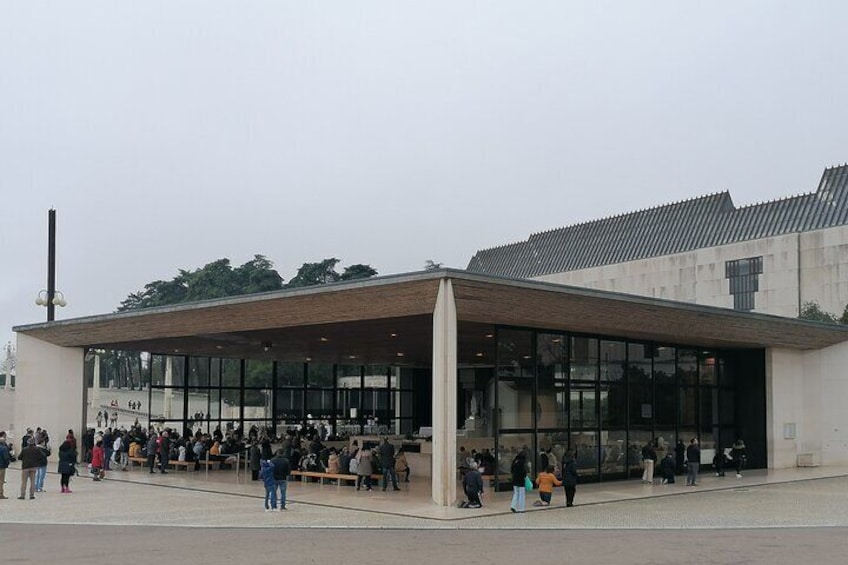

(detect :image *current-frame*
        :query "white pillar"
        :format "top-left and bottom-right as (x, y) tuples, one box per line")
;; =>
(14, 333), (85, 447)
(91, 353), (101, 406)
(164, 356), (173, 419)
(431, 278), (458, 507)
(3, 343), (12, 390)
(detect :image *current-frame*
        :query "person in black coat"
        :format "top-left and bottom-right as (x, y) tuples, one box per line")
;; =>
(461, 461), (484, 508)
(249, 443), (261, 481)
(675, 439), (686, 475)
(686, 438), (701, 486)
(659, 452), (676, 485)
(57, 440), (77, 493)
(560, 449), (579, 507)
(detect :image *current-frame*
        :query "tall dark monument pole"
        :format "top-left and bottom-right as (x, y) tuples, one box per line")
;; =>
(47, 208), (56, 322)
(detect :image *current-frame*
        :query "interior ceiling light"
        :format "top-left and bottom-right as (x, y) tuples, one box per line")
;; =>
(390, 333), (398, 337)
(319, 337), (329, 342)
(396, 352), (404, 357)
(484, 334), (494, 338)
(262, 341), (273, 352)
(305, 357), (312, 362)
(348, 355), (357, 359)
(215, 345), (224, 350)
(475, 352), (484, 357)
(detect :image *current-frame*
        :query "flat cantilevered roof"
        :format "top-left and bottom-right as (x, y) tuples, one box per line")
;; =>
(14, 269), (848, 363)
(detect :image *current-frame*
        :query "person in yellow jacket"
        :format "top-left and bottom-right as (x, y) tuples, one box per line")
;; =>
(534, 465), (562, 506)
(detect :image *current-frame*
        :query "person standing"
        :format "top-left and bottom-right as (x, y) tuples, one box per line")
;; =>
(146, 432), (158, 474)
(0, 433), (11, 499)
(90, 440), (105, 481)
(561, 449), (579, 507)
(686, 438), (700, 486)
(158, 430), (171, 474)
(260, 459), (277, 511)
(355, 447), (374, 491)
(34, 437), (51, 492)
(19, 440), (47, 498)
(642, 440), (657, 484)
(270, 450), (291, 510)
(730, 439), (747, 478)
(57, 440), (77, 493)
(510, 451), (528, 513)
(379, 438), (400, 491)
(675, 439), (686, 475)
(249, 442), (261, 481)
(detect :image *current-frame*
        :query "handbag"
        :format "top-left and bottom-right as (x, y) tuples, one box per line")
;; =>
(524, 476), (533, 492)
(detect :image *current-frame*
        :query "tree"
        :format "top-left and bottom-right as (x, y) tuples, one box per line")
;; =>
(286, 258), (341, 288)
(118, 254), (284, 311)
(340, 263), (378, 281)
(799, 301), (838, 323)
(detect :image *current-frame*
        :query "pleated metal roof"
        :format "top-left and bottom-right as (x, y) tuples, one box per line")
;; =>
(467, 164), (848, 278)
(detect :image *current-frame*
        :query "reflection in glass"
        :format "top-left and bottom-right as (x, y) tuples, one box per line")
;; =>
(307, 363), (334, 388)
(245, 360), (273, 389)
(497, 329), (534, 379)
(679, 387), (698, 426)
(570, 430), (598, 479)
(570, 386), (597, 428)
(678, 350), (698, 385)
(601, 430), (627, 477)
(628, 343), (652, 383)
(222, 359), (241, 387)
(570, 337), (598, 381)
(600, 384), (627, 427)
(630, 384), (653, 426)
(699, 353), (717, 385)
(653, 346), (675, 383)
(537, 379), (567, 429)
(498, 380), (534, 428)
(497, 432), (534, 476)
(628, 429), (652, 478)
(600, 340), (626, 382)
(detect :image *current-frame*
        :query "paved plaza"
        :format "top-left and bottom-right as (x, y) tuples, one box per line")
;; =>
(2, 463), (848, 529)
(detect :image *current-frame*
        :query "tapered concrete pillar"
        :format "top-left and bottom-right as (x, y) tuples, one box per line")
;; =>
(431, 278), (457, 507)
(91, 353), (101, 407)
(14, 333), (85, 449)
(164, 356), (173, 419)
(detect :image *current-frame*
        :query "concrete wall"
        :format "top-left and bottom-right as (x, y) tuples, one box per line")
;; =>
(534, 225), (848, 318)
(803, 340), (848, 465)
(0, 390), (14, 435)
(766, 342), (848, 469)
(14, 334), (85, 453)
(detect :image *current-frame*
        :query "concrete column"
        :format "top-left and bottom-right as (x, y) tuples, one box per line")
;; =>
(766, 348), (816, 469)
(803, 341), (848, 465)
(91, 353), (101, 407)
(14, 333), (85, 449)
(431, 278), (457, 507)
(164, 356), (173, 419)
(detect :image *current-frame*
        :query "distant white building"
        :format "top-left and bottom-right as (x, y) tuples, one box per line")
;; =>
(468, 164), (848, 319)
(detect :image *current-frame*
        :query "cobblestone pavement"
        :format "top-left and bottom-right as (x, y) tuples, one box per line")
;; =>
(2, 466), (848, 530)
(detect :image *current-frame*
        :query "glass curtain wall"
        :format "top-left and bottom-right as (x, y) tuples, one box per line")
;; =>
(494, 327), (740, 488)
(147, 356), (415, 440)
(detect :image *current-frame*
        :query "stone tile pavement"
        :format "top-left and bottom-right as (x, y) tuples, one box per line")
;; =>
(2, 464), (847, 529)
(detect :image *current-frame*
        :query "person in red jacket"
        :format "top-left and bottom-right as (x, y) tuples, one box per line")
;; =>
(91, 440), (105, 481)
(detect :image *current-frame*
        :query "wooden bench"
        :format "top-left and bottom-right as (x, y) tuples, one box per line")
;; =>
(289, 470), (385, 487)
(128, 456), (148, 468)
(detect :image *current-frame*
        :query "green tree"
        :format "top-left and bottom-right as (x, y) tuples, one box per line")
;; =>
(118, 255), (284, 311)
(340, 263), (378, 281)
(799, 301), (838, 323)
(286, 258), (341, 287)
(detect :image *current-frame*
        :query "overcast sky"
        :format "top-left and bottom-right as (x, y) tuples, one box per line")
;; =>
(2, 2), (848, 350)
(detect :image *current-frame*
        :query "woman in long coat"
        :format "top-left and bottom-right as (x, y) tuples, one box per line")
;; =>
(355, 448), (373, 491)
(57, 440), (77, 493)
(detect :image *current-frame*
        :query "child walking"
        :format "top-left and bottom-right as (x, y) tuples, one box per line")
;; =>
(90, 440), (105, 481)
(260, 459), (277, 511)
(534, 465), (562, 506)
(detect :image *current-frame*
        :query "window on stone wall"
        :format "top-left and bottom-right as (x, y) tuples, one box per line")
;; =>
(725, 256), (763, 311)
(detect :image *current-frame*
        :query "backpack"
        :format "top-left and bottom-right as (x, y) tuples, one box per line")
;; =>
(348, 456), (359, 474)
